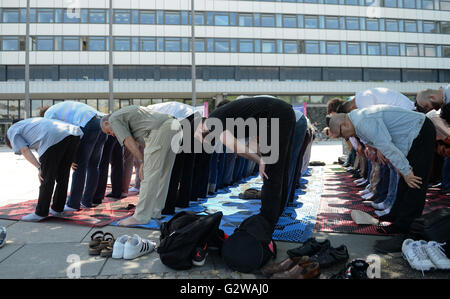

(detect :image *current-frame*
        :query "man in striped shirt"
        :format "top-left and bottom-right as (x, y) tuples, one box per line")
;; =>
(42, 101), (107, 210)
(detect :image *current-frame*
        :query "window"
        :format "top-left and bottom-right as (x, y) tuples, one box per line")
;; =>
(387, 43), (400, 56)
(423, 21), (437, 33)
(239, 14), (253, 26)
(36, 36), (54, 51)
(443, 46), (450, 57)
(441, 21), (450, 33)
(305, 16), (319, 29)
(368, 43), (381, 55)
(384, 0), (398, 7)
(89, 10), (106, 23)
(3, 9), (20, 23)
(215, 39), (230, 52)
(346, 0), (359, 4)
(404, 21), (417, 32)
(424, 45), (436, 56)
(261, 14), (275, 27)
(140, 38), (155, 51)
(194, 39), (205, 52)
(403, 0), (416, 8)
(194, 13), (204, 25)
(347, 42), (361, 55)
(115, 10), (131, 24)
(239, 39), (253, 53)
(214, 13), (229, 26)
(64, 10), (80, 23)
(37, 9), (54, 23)
(346, 17), (360, 30)
(262, 40), (276, 53)
(366, 19), (379, 31)
(325, 0), (339, 3)
(326, 42), (340, 54)
(165, 12), (180, 25)
(115, 37), (131, 51)
(284, 41), (298, 53)
(406, 44), (419, 56)
(140, 11), (155, 24)
(63, 37), (80, 51)
(2, 37), (19, 51)
(422, 0), (434, 9)
(441, 0), (450, 10)
(88, 37), (106, 51)
(385, 19), (399, 31)
(165, 38), (181, 51)
(305, 41), (320, 54)
(325, 17), (339, 29)
(283, 15), (297, 28)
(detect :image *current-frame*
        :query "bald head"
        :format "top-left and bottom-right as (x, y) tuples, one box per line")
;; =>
(416, 88), (443, 112)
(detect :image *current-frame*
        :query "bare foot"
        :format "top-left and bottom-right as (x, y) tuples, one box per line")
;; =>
(117, 217), (146, 227)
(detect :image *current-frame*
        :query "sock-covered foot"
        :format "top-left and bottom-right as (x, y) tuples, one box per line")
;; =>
(21, 213), (46, 222)
(49, 208), (64, 218)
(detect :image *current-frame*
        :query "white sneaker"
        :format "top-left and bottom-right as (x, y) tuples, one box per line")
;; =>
(21, 213), (46, 222)
(123, 234), (156, 260)
(402, 239), (436, 272)
(128, 186), (140, 194)
(425, 241), (450, 270)
(371, 201), (387, 210)
(361, 192), (375, 200)
(374, 207), (391, 217)
(112, 235), (130, 259)
(49, 208), (65, 218)
(354, 178), (366, 184)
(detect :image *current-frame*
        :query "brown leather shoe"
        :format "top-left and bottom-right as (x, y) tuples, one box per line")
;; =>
(271, 262), (320, 279)
(261, 256), (310, 276)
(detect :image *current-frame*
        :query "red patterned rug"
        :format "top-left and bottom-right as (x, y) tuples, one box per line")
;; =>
(314, 166), (450, 236)
(0, 191), (138, 227)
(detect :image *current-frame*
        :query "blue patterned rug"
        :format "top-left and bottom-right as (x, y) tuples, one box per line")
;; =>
(111, 167), (324, 243)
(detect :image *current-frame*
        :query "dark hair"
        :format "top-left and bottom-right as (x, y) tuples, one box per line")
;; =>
(216, 99), (231, 109)
(5, 133), (11, 149)
(327, 98), (345, 114)
(414, 101), (427, 114)
(38, 105), (51, 117)
(337, 101), (354, 114)
(440, 102), (450, 124)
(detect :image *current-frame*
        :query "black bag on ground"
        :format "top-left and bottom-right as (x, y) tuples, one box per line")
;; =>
(157, 211), (224, 270)
(221, 214), (277, 273)
(409, 208), (450, 242)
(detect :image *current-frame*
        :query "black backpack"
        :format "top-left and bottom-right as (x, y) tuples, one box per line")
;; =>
(221, 214), (277, 273)
(157, 211), (224, 270)
(409, 208), (450, 242)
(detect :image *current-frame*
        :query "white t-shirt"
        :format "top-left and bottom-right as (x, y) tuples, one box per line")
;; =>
(355, 88), (414, 110)
(147, 102), (195, 120)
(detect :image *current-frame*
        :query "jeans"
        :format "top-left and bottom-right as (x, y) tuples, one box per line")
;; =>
(36, 136), (81, 217)
(382, 162), (400, 208)
(375, 163), (390, 201)
(67, 116), (106, 209)
(216, 152), (226, 190)
(287, 115), (307, 204)
(223, 153), (236, 186)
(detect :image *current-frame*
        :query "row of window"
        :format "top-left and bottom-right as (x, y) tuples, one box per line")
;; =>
(0, 8), (449, 35)
(1, 65), (449, 83)
(0, 36), (448, 57)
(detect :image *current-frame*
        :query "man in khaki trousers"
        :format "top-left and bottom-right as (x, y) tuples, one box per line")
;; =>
(100, 105), (182, 226)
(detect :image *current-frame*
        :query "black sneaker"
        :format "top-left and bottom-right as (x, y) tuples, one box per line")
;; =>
(310, 244), (349, 269)
(330, 259), (369, 279)
(192, 243), (208, 266)
(373, 234), (407, 254)
(287, 238), (331, 258)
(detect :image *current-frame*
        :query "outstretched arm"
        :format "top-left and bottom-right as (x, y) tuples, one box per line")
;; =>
(124, 136), (145, 180)
(20, 146), (43, 182)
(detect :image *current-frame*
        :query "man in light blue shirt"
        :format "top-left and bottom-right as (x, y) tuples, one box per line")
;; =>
(329, 105), (436, 236)
(42, 101), (107, 209)
(5, 118), (83, 221)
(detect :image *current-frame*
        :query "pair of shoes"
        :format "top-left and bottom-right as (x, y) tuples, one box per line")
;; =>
(287, 238), (331, 258)
(309, 244), (350, 269)
(329, 259), (370, 279)
(261, 256), (310, 276)
(88, 231), (115, 257)
(402, 239), (450, 272)
(0, 227), (6, 248)
(192, 243), (208, 266)
(373, 234), (407, 253)
(113, 234), (156, 260)
(271, 261), (320, 279)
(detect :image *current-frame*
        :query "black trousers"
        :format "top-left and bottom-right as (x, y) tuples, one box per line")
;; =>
(36, 135), (81, 217)
(288, 129), (312, 204)
(93, 135), (123, 204)
(259, 106), (296, 229)
(388, 117), (436, 232)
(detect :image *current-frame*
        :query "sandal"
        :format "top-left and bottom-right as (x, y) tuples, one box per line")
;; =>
(89, 232), (114, 256)
(88, 230), (104, 248)
(100, 233), (116, 258)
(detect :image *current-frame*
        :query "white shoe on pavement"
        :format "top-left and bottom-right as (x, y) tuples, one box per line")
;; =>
(112, 235), (130, 259)
(425, 241), (450, 270)
(123, 234), (156, 260)
(402, 239), (436, 272)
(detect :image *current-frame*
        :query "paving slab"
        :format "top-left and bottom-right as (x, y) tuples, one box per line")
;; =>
(0, 244), (23, 263)
(0, 242), (107, 279)
(0, 219), (17, 228)
(4, 219), (93, 245)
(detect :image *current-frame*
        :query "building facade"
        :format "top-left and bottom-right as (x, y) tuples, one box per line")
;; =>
(0, 0), (449, 140)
